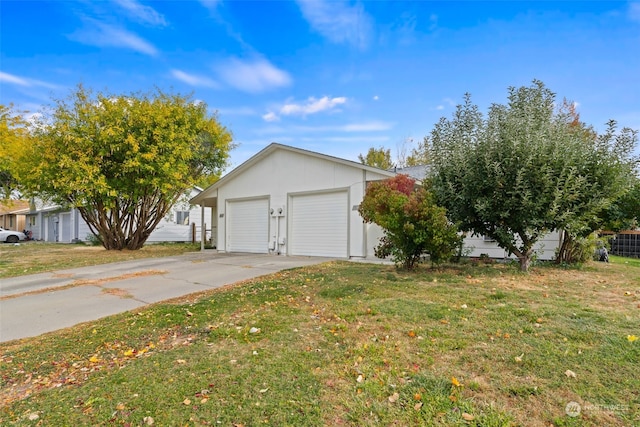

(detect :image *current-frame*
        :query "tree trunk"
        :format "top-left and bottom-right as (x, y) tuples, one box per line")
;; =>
(518, 255), (531, 272)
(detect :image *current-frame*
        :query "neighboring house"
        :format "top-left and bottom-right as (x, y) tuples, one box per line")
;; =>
(24, 188), (211, 243)
(463, 232), (561, 261)
(191, 143), (561, 261)
(0, 200), (30, 231)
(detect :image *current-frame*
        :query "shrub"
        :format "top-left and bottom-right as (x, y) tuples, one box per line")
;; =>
(359, 175), (461, 269)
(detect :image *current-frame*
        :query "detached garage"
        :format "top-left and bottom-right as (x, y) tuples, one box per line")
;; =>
(191, 143), (395, 259)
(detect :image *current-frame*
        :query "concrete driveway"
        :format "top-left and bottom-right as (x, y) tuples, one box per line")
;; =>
(0, 252), (333, 343)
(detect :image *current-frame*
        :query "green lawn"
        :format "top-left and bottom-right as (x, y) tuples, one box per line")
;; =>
(610, 254), (640, 268)
(0, 242), (201, 278)
(1, 259), (639, 426)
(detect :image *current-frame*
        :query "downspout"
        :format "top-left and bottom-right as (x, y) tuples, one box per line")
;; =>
(275, 212), (280, 255)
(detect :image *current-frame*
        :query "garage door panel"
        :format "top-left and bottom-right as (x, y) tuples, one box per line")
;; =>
(228, 199), (268, 253)
(290, 192), (348, 257)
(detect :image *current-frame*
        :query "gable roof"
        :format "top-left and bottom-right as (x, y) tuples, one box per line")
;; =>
(391, 165), (430, 181)
(191, 143), (396, 204)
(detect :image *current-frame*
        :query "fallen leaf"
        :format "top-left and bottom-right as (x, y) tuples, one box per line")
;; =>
(200, 397), (209, 404)
(183, 398), (191, 405)
(143, 416), (155, 425)
(408, 330), (416, 337)
(451, 376), (462, 387)
(123, 349), (135, 357)
(176, 359), (187, 364)
(259, 388), (269, 393)
(388, 392), (399, 403)
(414, 402), (423, 410)
(565, 369), (577, 378)
(356, 374), (364, 383)
(116, 402), (125, 410)
(89, 355), (99, 363)
(186, 310), (193, 317)
(627, 335), (638, 342)
(462, 413), (475, 421)
(28, 413), (39, 421)
(515, 353), (524, 362)
(249, 327), (261, 334)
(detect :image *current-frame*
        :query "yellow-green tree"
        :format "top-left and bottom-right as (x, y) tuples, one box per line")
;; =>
(15, 86), (233, 250)
(358, 146), (394, 170)
(0, 105), (31, 200)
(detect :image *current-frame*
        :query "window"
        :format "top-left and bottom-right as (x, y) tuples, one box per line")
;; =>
(29, 216), (36, 226)
(176, 211), (190, 225)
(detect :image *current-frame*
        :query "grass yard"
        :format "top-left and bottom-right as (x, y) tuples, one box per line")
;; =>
(0, 259), (639, 426)
(0, 242), (201, 278)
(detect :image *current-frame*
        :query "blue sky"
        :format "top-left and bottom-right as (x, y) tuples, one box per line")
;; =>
(2, 0), (639, 168)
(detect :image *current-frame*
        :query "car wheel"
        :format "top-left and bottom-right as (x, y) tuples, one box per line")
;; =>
(6, 235), (19, 243)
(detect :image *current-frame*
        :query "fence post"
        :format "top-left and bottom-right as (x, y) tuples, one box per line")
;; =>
(191, 222), (196, 244)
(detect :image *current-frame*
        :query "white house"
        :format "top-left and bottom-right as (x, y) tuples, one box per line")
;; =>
(191, 143), (560, 261)
(191, 143), (395, 258)
(25, 188), (211, 244)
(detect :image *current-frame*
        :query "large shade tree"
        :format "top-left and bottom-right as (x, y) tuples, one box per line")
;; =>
(0, 105), (30, 200)
(429, 80), (638, 271)
(14, 86), (233, 250)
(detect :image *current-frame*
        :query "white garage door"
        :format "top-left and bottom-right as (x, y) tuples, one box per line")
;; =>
(290, 191), (348, 257)
(227, 198), (269, 253)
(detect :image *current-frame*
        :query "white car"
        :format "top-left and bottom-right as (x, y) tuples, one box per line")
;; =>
(0, 227), (27, 243)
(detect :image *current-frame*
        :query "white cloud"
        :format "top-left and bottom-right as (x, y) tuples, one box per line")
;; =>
(216, 57), (291, 93)
(262, 112), (280, 122)
(340, 121), (392, 132)
(199, 0), (221, 10)
(296, 0), (373, 49)
(171, 69), (218, 88)
(70, 21), (158, 56)
(0, 71), (59, 89)
(629, 2), (640, 22)
(113, 0), (167, 26)
(433, 97), (456, 111)
(294, 121), (393, 132)
(281, 96), (347, 116)
(0, 71), (29, 86)
(262, 96), (347, 122)
(373, 95), (379, 101)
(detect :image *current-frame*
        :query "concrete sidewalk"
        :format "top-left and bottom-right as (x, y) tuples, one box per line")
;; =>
(0, 252), (332, 343)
